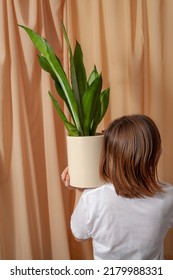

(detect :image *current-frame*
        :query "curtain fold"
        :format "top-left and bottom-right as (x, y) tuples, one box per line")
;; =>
(0, 0), (173, 260)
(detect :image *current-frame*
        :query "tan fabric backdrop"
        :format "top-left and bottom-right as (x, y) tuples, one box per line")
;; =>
(0, 0), (173, 260)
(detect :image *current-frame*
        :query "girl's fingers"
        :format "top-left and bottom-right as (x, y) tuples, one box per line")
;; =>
(61, 167), (69, 181)
(61, 167), (72, 188)
(61, 167), (82, 190)
(65, 174), (70, 187)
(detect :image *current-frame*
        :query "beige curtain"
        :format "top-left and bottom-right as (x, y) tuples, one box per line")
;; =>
(0, 0), (173, 260)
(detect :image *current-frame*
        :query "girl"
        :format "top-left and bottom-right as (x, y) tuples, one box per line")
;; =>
(61, 114), (173, 259)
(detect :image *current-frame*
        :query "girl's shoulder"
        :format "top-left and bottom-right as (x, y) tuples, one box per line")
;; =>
(158, 181), (173, 204)
(81, 181), (173, 203)
(160, 181), (173, 192)
(82, 183), (115, 199)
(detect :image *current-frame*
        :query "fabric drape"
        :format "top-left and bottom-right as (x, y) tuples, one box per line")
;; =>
(0, 0), (173, 259)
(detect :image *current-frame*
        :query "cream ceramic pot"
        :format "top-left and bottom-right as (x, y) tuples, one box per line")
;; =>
(66, 134), (104, 188)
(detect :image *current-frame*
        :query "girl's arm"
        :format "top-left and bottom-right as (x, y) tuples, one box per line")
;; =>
(74, 188), (84, 208)
(61, 167), (89, 242)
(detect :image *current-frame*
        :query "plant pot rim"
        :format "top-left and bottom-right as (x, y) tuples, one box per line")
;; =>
(66, 133), (104, 138)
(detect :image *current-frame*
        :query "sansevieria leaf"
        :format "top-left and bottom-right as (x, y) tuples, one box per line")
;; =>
(62, 23), (84, 125)
(48, 91), (80, 136)
(38, 54), (75, 124)
(74, 41), (87, 97)
(19, 23), (110, 136)
(38, 55), (67, 101)
(90, 88), (110, 135)
(87, 65), (99, 86)
(82, 75), (102, 135)
(19, 25), (83, 135)
(99, 88), (110, 122)
(38, 55), (57, 80)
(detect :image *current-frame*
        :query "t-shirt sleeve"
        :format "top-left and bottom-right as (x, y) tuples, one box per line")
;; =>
(70, 195), (90, 240)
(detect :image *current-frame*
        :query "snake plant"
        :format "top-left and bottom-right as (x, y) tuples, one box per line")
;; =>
(19, 23), (110, 136)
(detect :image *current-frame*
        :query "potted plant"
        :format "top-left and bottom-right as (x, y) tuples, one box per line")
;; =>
(19, 23), (110, 187)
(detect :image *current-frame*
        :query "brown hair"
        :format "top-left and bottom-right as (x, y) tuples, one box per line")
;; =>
(100, 114), (163, 198)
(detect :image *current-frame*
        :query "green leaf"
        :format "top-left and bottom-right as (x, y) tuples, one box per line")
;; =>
(44, 47), (82, 130)
(19, 25), (48, 56)
(61, 22), (73, 57)
(38, 55), (75, 123)
(54, 81), (75, 123)
(90, 88), (110, 135)
(19, 25), (83, 135)
(62, 23), (83, 126)
(19, 24), (110, 136)
(87, 65), (99, 86)
(69, 55), (83, 122)
(82, 75), (102, 135)
(48, 91), (80, 136)
(90, 100), (101, 135)
(74, 41), (87, 97)
(99, 88), (110, 122)
(38, 54), (57, 80)
(38, 54), (67, 82)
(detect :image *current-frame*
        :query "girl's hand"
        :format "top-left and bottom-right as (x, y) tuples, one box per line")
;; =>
(61, 167), (84, 208)
(61, 167), (84, 193)
(61, 167), (70, 187)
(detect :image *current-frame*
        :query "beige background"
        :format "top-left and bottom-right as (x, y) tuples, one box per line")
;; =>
(0, 0), (173, 259)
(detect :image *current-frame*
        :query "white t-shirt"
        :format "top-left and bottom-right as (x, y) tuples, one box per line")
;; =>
(71, 182), (173, 260)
